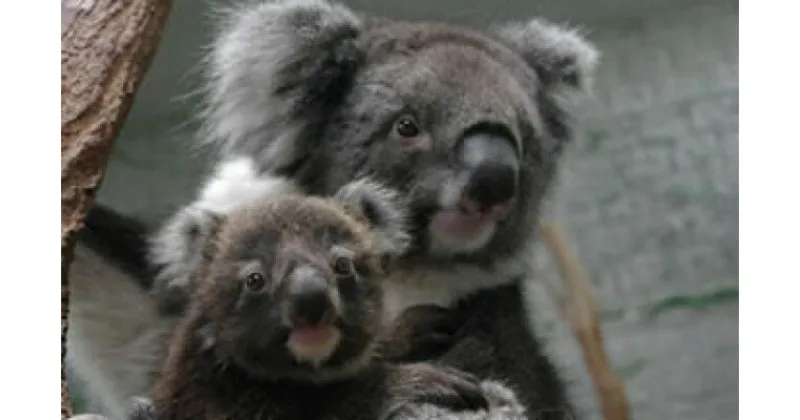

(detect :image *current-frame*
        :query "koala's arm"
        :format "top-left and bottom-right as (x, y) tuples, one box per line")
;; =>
(384, 380), (529, 420)
(379, 315), (532, 420)
(440, 282), (576, 420)
(382, 283), (572, 420)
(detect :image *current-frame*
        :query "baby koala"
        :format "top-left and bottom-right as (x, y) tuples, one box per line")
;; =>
(139, 180), (490, 420)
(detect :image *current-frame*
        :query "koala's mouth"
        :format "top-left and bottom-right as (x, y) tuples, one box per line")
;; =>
(436, 208), (496, 233)
(414, 168), (516, 256)
(286, 324), (342, 366)
(427, 205), (510, 255)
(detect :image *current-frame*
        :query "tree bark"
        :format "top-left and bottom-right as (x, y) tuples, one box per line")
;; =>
(61, 0), (173, 417)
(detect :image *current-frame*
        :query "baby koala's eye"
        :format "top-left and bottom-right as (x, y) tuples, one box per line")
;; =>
(394, 114), (420, 138)
(245, 272), (266, 291)
(332, 255), (354, 278)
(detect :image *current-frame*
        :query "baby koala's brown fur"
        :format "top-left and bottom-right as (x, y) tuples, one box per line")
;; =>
(150, 181), (488, 420)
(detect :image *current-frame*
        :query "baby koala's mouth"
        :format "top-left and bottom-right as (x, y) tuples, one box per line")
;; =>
(286, 323), (342, 367)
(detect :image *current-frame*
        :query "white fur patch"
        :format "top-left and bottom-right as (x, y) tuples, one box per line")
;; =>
(381, 247), (534, 322)
(195, 156), (300, 215)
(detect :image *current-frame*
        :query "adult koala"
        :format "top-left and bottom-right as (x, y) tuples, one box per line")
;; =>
(67, 0), (599, 419)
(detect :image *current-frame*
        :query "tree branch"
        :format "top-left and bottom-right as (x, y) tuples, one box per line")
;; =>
(539, 220), (631, 420)
(61, 0), (173, 417)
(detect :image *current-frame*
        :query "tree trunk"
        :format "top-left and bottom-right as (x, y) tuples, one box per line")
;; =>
(61, 0), (173, 417)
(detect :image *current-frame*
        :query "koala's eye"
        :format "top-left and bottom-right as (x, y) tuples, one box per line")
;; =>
(245, 272), (266, 291)
(332, 256), (354, 278)
(394, 115), (420, 138)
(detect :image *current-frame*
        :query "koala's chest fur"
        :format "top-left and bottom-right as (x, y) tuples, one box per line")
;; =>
(380, 256), (531, 323)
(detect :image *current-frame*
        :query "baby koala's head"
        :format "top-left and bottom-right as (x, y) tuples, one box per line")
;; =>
(189, 179), (409, 383)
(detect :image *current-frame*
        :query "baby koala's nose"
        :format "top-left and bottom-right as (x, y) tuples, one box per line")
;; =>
(287, 266), (336, 326)
(291, 289), (333, 326)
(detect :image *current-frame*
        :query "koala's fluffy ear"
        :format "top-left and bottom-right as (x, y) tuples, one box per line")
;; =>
(203, 0), (364, 172)
(334, 179), (411, 258)
(491, 18), (599, 100)
(148, 206), (225, 314)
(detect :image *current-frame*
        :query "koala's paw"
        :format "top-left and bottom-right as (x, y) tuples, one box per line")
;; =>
(478, 380), (529, 419)
(124, 396), (158, 420)
(383, 379), (530, 420)
(148, 205), (221, 314)
(383, 363), (489, 419)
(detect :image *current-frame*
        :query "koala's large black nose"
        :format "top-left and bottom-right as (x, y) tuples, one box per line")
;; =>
(464, 163), (517, 211)
(291, 290), (331, 326)
(288, 266), (336, 326)
(457, 131), (519, 217)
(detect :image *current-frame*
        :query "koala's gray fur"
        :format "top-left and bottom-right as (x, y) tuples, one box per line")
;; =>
(118, 381), (529, 420)
(77, 380), (528, 420)
(67, 1), (598, 419)
(387, 381), (530, 420)
(333, 178), (412, 257)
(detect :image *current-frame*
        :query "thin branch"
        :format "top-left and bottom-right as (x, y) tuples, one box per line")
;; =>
(539, 220), (631, 420)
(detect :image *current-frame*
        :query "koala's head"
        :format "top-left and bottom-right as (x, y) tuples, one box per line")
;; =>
(203, 0), (598, 263)
(190, 179), (409, 382)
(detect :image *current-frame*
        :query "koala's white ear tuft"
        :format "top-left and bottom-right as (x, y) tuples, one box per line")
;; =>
(203, 0), (364, 171)
(147, 205), (225, 314)
(492, 18), (600, 98)
(334, 178), (412, 257)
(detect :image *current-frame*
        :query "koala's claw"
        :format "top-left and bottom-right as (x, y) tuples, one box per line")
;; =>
(425, 367), (490, 412)
(382, 378), (531, 420)
(386, 362), (490, 418)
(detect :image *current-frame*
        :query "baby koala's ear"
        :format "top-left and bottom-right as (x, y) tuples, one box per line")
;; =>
(197, 212), (225, 265)
(334, 178), (411, 258)
(148, 206), (226, 314)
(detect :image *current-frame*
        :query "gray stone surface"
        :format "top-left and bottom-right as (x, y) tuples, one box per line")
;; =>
(83, 0), (739, 418)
